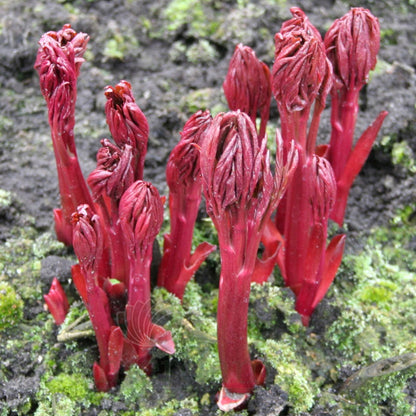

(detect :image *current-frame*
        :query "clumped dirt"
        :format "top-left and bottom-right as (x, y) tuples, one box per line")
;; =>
(0, 0), (415, 415)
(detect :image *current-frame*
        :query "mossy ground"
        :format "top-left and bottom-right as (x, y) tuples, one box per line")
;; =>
(1, 204), (415, 415)
(1, 0), (416, 414)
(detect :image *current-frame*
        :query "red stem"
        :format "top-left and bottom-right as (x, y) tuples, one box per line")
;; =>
(281, 151), (313, 293)
(49, 87), (95, 245)
(157, 188), (201, 298)
(328, 88), (359, 180)
(83, 271), (117, 387)
(216, 216), (260, 394)
(126, 244), (154, 369)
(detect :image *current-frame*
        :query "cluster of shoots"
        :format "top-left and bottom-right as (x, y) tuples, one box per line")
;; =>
(37, 6), (386, 411)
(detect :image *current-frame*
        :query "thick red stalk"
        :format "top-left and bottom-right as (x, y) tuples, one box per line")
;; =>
(277, 150), (345, 325)
(324, 8), (385, 225)
(201, 111), (296, 410)
(88, 138), (135, 283)
(327, 88), (360, 180)
(216, 221), (260, 395)
(331, 110), (388, 225)
(119, 181), (175, 373)
(279, 150), (314, 293)
(125, 240), (155, 371)
(201, 112), (267, 408)
(35, 24), (94, 245)
(72, 204), (122, 390)
(158, 193), (215, 299)
(158, 110), (215, 299)
(271, 8), (347, 325)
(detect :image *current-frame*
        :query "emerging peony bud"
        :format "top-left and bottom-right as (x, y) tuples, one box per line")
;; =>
(201, 110), (273, 223)
(200, 111), (295, 409)
(310, 155), (337, 223)
(105, 81), (149, 180)
(272, 7), (332, 155)
(324, 8), (385, 226)
(35, 24), (89, 102)
(72, 204), (104, 276)
(88, 139), (135, 202)
(158, 110), (215, 300)
(223, 44), (271, 138)
(280, 7), (322, 39)
(324, 8), (380, 91)
(273, 23), (332, 113)
(35, 24), (94, 245)
(119, 181), (164, 256)
(166, 110), (212, 192)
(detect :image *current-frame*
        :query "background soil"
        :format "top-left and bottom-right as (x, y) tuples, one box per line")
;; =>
(0, 0), (415, 415)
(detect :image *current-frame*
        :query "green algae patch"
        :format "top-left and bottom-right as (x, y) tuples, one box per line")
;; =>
(179, 88), (226, 117)
(256, 336), (317, 414)
(341, 364), (415, 416)
(0, 229), (66, 301)
(0, 281), (24, 331)
(152, 284), (221, 386)
(0, 188), (12, 208)
(323, 208), (416, 413)
(391, 140), (416, 173)
(119, 365), (153, 408)
(138, 397), (200, 416)
(35, 370), (104, 416)
(118, 364), (201, 415)
(163, 0), (220, 38)
(46, 373), (90, 402)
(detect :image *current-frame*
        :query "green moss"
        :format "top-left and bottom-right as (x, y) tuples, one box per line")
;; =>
(186, 39), (219, 64)
(0, 281), (24, 331)
(378, 133), (416, 174)
(248, 281), (300, 335)
(343, 369), (414, 416)
(370, 59), (393, 80)
(0, 230), (66, 301)
(179, 88), (226, 116)
(380, 28), (398, 45)
(192, 217), (218, 253)
(0, 115), (13, 135)
(358, 279), (397, 305)
(256, 337), (317, 414)
(36, 368), (104, 416)
(328, 208), (416, 354)
(104, 34), (138, 61)
(152, 285), (221, 386)
(34, 395), (76, 416)
(238, 0), (286, 6)
(119, 365), (153, 408)
(0, 189), (12, 208)
(46, 373), (90, 402)
(139, 397), (199, 416)
(163, 0), (220, 38)
(104, 37), (126, 60)
(391, 140), (416, 173)
(103, 30), (139, 61)
(265, 120), (279, 159)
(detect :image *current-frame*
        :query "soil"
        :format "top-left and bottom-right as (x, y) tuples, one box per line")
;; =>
(0, 0), (415, 415)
